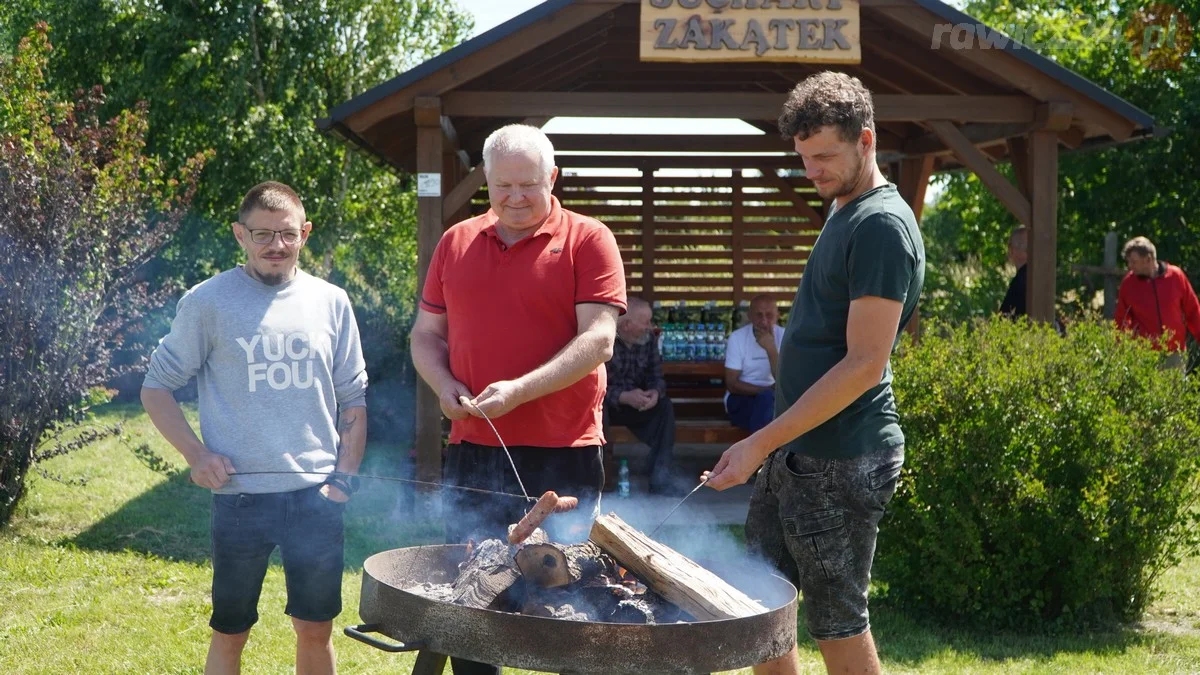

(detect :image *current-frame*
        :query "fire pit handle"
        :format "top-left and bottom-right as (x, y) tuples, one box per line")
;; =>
(343, 624), (426, 653)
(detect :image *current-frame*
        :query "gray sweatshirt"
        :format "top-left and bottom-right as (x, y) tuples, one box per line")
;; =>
(144, 266), (368, 494)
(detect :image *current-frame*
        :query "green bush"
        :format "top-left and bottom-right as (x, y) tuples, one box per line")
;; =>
(879, 318), (1200, 631)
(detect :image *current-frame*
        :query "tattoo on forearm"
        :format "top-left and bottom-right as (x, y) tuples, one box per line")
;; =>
(338, 412), (358, 437)
(335, 410), (360, 455)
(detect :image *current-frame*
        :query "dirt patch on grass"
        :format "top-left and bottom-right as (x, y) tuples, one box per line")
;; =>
(1136, 609), (1200, 638)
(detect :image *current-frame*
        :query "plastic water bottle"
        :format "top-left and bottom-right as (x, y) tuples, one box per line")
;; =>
(617, 459), (631, 498)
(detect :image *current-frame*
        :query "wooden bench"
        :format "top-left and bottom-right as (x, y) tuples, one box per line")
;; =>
(604, 361), (748, 487)
(608, 419), (748, 445)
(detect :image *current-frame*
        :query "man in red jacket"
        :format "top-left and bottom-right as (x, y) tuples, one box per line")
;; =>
(1115, 236), (1200, 369)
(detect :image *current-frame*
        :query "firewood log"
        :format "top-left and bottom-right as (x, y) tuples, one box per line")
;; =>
(589, 513), (767, 621)
(449, 539), (520, 609)
(514, 541), (615, 588)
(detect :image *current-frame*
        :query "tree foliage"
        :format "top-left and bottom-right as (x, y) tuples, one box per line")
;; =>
(0, 1), (474, 440)
(920, 0), (1199, 322)
(0, 24), (210, 523)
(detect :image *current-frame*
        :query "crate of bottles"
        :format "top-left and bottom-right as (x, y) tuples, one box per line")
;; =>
(654, 301), (738, 362)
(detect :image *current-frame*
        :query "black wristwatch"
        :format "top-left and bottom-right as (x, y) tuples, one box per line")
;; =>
(325, 473), (360, 496)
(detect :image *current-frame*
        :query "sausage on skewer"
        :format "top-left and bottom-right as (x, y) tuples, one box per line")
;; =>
(553, 496), (579, 513)
(508, 491), (560, 545)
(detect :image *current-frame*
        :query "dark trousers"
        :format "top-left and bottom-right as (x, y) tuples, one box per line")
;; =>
(604, 397), (681, 492)
(727, 389), (775, 433)
(444, 442), (604, 675)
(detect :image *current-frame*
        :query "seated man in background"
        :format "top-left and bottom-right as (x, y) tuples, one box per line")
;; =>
(724, 294), (785, 433)
(603, 297), (685, 494)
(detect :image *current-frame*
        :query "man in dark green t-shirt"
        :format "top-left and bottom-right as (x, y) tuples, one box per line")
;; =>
(705, 72), (925, 675)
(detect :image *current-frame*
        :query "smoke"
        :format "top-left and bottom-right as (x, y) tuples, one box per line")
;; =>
(597, 488), (784, 606)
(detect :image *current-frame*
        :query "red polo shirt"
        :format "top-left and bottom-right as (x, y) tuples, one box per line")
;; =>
(420, 197), (626, 447)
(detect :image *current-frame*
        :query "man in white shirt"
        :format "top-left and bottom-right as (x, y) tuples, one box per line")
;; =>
(724, 295), (785, 432)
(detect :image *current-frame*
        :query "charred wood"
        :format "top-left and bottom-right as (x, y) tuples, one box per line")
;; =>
(515, 541), (615, 588)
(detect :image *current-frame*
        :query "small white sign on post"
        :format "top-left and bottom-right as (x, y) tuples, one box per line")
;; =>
(417, 173), (441, 197)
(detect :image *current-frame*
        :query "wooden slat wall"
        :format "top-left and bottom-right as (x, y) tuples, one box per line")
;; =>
(468, 161), (824, 307)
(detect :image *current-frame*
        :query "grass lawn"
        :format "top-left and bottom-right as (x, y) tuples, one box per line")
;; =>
(1, 402), (1198, 673)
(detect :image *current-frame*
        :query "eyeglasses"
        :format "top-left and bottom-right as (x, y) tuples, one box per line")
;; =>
(245, 228), (303, 245)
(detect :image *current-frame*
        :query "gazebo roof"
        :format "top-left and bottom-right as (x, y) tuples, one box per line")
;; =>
(317, 0), (1158, 173)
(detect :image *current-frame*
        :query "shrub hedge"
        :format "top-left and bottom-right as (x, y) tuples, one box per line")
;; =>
(880, 318), (1200, 630)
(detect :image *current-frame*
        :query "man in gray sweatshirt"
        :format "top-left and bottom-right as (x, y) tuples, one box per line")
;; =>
(141, 181), (368, 675)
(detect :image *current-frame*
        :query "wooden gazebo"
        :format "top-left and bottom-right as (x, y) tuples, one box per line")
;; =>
(319, 0), (1156, 482)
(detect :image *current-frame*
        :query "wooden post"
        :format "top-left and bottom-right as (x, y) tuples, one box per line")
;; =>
(1070, 231), (1122, 318)
(897, 155), (934, 340)
(1026, 130), (1059, 323)
(1007, 137), (1032, 199)
(414, 97), (444, 492)
(1104, 230), (1119, 319)
(640, 165), (655, 302)
(731, 169), (745, 307)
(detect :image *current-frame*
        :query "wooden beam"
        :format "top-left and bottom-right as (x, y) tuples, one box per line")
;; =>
(861, 33), (990, 96)
(414, 96), (441, 127)
(555, 154), (856, 170)
(1103, 230), (1119, 319)
(640, 166), (655, 302)
(731, 170), (745, 306)
(443, 152), (463, 220)
(757, 169), (826, 226)
(897, 153), (933, 342)
(499, 21), (617, 92)
(443, 92), (1038, 123)
(415, 98), (444, 487)
(443, 161), (486, 220)
(904, 121), (1038, 155)
(345, 2), (622, 131)
(547, 133), (789, 153)
(1058, 126), (1086, 149)
(872, 6), (1138, 141)
(440, 114), (461, 149)
(1007, 136), (1031, 199)
(1027, 129), (1059, 323)
(929, 120), (1031, 227)
(1036, 101), (1074, 131)
(896, 155), (935, 223)
(461, 116), (552, 161)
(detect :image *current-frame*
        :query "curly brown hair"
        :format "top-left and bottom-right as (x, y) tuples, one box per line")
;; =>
(777, 71), (875, 143)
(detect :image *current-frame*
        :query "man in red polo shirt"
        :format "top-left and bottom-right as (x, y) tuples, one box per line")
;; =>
(1115, 236), (1200, 370)
(411, 123), (626, 546)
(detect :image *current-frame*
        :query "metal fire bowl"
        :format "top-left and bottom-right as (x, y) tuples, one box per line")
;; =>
(356, 544), (798, 675)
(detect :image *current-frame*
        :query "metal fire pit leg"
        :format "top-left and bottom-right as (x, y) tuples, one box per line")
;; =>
(411, 650), (448, 675)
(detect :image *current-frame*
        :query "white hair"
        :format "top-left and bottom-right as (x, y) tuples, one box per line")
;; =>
(482, 124), (555, 176)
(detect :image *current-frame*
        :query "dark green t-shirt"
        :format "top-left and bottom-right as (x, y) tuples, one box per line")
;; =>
(776, 183), (925, 459)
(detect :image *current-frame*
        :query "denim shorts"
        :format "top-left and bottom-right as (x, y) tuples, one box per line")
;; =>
(209, 484), (345, 634)
(745, 445), (904, 641)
